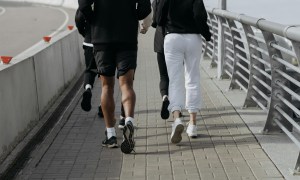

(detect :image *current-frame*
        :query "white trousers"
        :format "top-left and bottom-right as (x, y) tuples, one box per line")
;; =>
(164, 33), (202, 113)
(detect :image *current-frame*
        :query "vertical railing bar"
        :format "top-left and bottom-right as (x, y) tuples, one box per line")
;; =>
(247, 33), (265, 43)
(273, 117), (300, 149)
(236, 71), (250, 83)
(276, 69), (300, 89)
(252, 85), (271, 103)
(276, 81), (300, 102)
(225, 70), (233, 78)
(237, 53), (250, 64)
(249, 44), (269, 55)
(237, 62), (250, 74)
(235, 79), (248, 92)
(270, 42), (297, 57)
(277, 94), (300, 118)
(251, 54), (271, 67)
(273, 55), (300, 74)
(252, 65), (272, 80)
(235, 44), (249, 54)
(251, 96), (268, 110)
(253, 75), (272, 91)
(226, 54), (235, 62)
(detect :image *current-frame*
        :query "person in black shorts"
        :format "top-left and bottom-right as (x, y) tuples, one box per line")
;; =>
(76, 9), (127, 120)
(79, 0), (151, 154)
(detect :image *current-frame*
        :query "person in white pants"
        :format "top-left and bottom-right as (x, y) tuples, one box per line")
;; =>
(164, 34), (203, 141)
(157, 0), (211, 143)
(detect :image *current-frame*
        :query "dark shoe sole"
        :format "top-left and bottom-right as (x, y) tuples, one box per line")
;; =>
(121, 123), (135, 154)
(171, 124), (184, 144)
(118, 118), (125, 129)
(161, 100), (170, 119)
(102, 143), (118, 148)
(81, 90), (92, 111)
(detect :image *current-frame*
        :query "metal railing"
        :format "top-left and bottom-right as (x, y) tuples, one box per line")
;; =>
(203, 8), (300, 173)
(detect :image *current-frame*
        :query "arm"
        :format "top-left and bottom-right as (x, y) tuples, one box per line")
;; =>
(193, 0), (211, 41)
(140, 9), (153, 34)
(78, 0), (94, 22)
(75, 9), (86, 37)
(136, 0), (152, 20)
(151, 0), (157, 28)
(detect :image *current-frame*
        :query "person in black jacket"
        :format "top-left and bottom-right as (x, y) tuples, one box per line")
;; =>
(158, 0), (211, 144)
(151, 0), (170, 120)
(75, 9), (128, 124)
(75, 9), (103, 117)
(79, 0), (151, 154)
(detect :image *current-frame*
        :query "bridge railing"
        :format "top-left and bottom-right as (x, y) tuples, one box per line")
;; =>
(203, 8), (300, 173)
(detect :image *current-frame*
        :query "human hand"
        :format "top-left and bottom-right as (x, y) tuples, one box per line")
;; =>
(140, 23), (149, 34)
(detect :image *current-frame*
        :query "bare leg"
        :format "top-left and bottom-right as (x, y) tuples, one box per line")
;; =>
(100, 76), (116, 127)
(173, 110), (181, 120)
(189, 113), (197, 125)
(118, 70), (136, 118)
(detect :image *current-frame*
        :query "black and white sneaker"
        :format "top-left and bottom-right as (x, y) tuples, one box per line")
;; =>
(118, 117), (125, 129)
(102, 136), (118, 148)
(121, 121), (135, 154)
(81, 88), (92, 111)
(161, 97), (170, 119)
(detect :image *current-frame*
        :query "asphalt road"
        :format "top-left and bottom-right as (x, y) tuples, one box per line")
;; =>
(0, 2), (75, 57)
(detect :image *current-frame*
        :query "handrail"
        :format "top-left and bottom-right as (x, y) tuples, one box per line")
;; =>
(208, 9), (300, 42)
(204, 7), (300, 174)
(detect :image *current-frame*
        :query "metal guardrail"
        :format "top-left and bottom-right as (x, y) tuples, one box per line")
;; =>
(203, 8), (300, 174)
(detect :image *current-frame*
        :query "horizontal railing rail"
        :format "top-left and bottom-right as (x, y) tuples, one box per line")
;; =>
(203, 8), (300, 174)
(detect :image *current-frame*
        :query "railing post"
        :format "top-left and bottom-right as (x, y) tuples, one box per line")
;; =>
(241, 25), (269, 109)
(217, 0), (227, 79)
(262, 31), (293, 133)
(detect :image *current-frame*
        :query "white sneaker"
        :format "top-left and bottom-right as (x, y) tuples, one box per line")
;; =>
(186, 123), (197, 138)
(171, 118), (184, 144)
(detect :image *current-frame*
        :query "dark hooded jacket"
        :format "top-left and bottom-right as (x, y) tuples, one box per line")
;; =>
(156, 0), (211, 41)
(78, 0), (151, 50)
(75, 9), (92, 44)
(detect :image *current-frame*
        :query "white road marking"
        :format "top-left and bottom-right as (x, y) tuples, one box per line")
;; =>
(33, 4), (70, 37)
(0, 7), (6, 16)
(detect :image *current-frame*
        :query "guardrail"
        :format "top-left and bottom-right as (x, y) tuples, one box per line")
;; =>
(203, 8), (300, 173)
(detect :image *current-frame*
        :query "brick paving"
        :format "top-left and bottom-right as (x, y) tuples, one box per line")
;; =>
(15, 29), (284, 180)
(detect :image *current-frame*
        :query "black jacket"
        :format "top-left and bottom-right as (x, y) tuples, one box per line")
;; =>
(152, 0), (164, 53)
(75, 9), (92, 44)
(157, 0), (211, 41)
(78, 0), (151, 50)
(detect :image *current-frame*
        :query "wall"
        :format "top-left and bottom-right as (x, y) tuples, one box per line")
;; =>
(0, 29), (84, 161)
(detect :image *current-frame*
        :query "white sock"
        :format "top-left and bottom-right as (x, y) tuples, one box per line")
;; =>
(162, 95), (168, 101)
(125, 117), (134, 125)
(106, 127), (116, 139)
(175, 118), (182, 124)
(85, 84), (92, 90)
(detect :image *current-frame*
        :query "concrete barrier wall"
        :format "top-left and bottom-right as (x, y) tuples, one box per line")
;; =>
(0, 0), (78, 9)
(0, 57), (39, 159)
(0, 29), (84, 161)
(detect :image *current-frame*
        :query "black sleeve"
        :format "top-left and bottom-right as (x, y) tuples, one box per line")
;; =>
(156, 0), (169, 27)
(151, 0), (157, 28)
(75, 9), (86, 37)
(136, 0), (152, 20)
(78, 0), (94, 23)
(193, 0), (211, 41)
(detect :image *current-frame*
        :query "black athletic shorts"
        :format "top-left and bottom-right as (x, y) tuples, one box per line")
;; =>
(94, 50), (137, 78)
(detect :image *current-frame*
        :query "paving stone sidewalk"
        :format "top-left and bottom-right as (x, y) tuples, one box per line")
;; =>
(15, 29), (283, 180)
